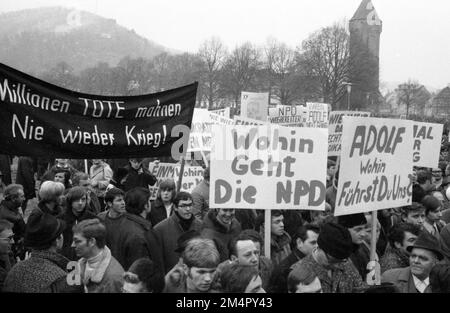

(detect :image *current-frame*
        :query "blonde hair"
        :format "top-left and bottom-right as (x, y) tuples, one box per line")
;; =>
(39, 181), (65, 202)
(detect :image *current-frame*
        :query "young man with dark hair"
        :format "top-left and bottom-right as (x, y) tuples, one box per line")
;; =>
(72, 218), (124, 293)
(201, 208), (241, 262)
(380, 223), (421, 273)
(401, 203), (426, 227)
(421, 195), (446, 239)
(288, 261), (322, 293)
(290, 222), (365, 293)
(382, 231), (444, 293)
(258, 210), (292, 266)
(106, 187), (163, 271)
(97, 188), (126, 221)
(154, 191), (203, 273)
(269, 224), (320, 293)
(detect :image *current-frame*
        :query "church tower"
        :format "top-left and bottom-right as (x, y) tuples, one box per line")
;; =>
(348, 0), (382, 111)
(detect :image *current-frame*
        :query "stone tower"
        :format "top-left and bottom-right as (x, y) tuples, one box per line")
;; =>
(348, 0), (383, 111)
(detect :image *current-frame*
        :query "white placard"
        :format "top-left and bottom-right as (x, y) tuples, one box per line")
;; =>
(412, 122), (443, 168)
(241, 92), (269, 121)
(210, 124), (328, 210)
(335, 117), (414, 216)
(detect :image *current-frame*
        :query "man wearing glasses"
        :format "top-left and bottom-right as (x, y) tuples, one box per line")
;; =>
(154, 192), (203, 273)
(289, 222), (365, 293)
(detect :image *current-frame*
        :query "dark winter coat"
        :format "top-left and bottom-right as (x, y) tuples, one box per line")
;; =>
(107, 212), (163, 271)
(3, 250), (82, 293)
(191, 180), (209, 220)
(270, 231), (292, 267)
(154, 213), (203, 273)
(382, 266), (431, 293)
(61, 207), (97, 260)
(201, 211), (241, 262)
(122, 165), (157, 192)
(148, 198), (173, 227)
(268, 248), (306, 293)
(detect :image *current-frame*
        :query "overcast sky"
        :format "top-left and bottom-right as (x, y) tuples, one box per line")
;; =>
(2, 0), (450, 89)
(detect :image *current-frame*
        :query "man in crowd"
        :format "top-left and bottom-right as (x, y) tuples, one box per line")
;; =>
(401, 203), (426, 228)
(97, 188), (126, 222)
(269, 224), (320, 293)
(412, 169), (433, 202)
(382, 231), (443, 293)
(258, 210), (291, 266)
(380, 223), (421, 273)
(338, 213), (373, 280)
(3, 211), (82, 292)
(191, 166), (209, 220)
(201, 208), (241, 262)
(220, 263), (265, 293)
(290, 222), (365, 293)
(288, 261), (322, 293)
(163, 238), (220, 293)
(121, 158), (157, 192)
(107, 187), (162, 271)
(0, 184), (26, 260)
(122, 257), (165, 293)
(154, 191), (203, 273)
(0, 219), (14, 290)
(421, 195), (446, 239)
(72, 219), (124, 293)
(42, 158), (78, 182)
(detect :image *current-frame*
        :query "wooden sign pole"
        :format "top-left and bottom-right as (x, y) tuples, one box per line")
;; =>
(264, 210), (271, 260)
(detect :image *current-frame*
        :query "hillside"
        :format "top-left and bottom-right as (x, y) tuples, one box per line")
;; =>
(0, 7), (171, 75)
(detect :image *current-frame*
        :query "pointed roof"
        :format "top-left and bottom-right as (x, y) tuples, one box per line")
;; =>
(351, 0), (381, 22)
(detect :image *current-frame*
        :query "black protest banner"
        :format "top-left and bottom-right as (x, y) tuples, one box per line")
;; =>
(0, 63), (197, 158)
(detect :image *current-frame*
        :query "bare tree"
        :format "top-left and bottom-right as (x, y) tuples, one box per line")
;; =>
(299, 22), (350, 107)
(197, 37), (228, 108)
(396, 80), (431, 116)
(221, 42), (261, 107)
(263, 38), (297, 105)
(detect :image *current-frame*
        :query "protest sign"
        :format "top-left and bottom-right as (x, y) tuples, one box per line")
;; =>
(210, 107), (230, 118)
(234, 116), (266, 126)
(335, 117), (414, 216)
(188, 109), (234, 152)
(412, 122), (443, 168)
(268, 105), (306, 127)
(328, 111), (371, 156)
(0, 63), (197, 158)
(148, 162), (204, 199)
(240, 92), (269, 121)
(210, 124), (328, 210)
(304, 102), (329, 128)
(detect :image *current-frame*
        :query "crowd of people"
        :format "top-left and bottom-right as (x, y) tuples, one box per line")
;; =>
(0, 151), (450, 293)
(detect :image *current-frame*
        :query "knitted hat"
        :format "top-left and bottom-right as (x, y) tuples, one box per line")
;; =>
(317, 222), (353, 260)
(406, 231), (444, 260)
(24, 210), (66, 249)
(337, 213), (367, 229)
